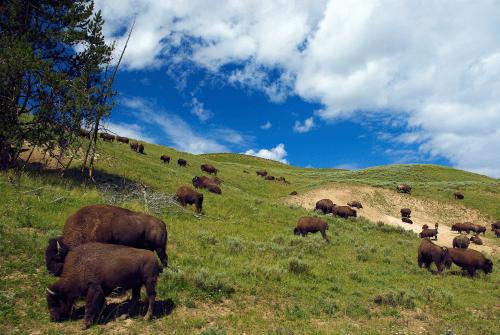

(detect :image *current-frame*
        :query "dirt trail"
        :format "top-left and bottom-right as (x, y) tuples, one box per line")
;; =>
(288, 184), (498, 256)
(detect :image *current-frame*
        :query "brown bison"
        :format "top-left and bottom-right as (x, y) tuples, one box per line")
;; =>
(192, 176), (222, 195)
(347, 201), (363, 209)
(130, 142), (139, 151)
(160, 155), (171, 164)
(277, 176), (288, 184)
(201, 164), (218, 175)
(315, 199), (335, 214)
(469, 235), (483, 245)
(453, 235), (470, 249)
(289, 191), (298, 196)
(422, 224), (429, 230)
(453, 192), (464, 200)
(264, 175), (275, 181)
(400, 208), (411, 218)
(176, 186), (203, 213)
(46, 243), (162, 329)
(397, 184), (412, 194)
(137, 144), (145, 154)
(492, 221), (500, 231)
(45, 205), (168, 276)
(451, 222), (474, 234)
(78, 129), (91, 139)
(417, 238), (452, 273)
(99, 133), (115, 142)
(332, 205), (357, 219)
(116, 136), (129, 144)
(448, 248), (493, 276)
(256, 170), (268, 177)
(495, 229), (500, 238)
(293, 216), (330, 241)
(419, 228), (438, 240)
(177, 158), (187, 167)
(471, 224), (486, 235)
(402, 217), (413, 224)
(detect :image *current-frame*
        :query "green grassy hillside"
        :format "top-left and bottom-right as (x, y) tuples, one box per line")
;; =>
(0, 140), (499, 334)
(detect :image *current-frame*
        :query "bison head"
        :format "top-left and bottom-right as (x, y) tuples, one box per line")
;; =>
(45, 237), (69, 276)
(46, 284), (71, 322)
(293, 228), (300, 235)
(483, 259), (493, 274)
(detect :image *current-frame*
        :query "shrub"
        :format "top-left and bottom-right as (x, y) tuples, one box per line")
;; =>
(225, 237), (245, 253)
(198, 232), (218, 246)
(194, 268), (235, 299)
(373, 289), (417, 309)
(287, 257), (310, 274)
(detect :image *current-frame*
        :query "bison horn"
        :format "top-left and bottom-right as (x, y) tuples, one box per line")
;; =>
(46, 288), (56, 295)
(56, 241), (62, 253)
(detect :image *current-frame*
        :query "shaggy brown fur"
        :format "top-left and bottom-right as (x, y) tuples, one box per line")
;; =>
(400, 208), (411, 218)
(116, 136), (129, 144)
(293, 216), (329, 241)
(402, 217), (413, 224)
(99, 133), (115, 142)
(137, 144), (144, 154)
(469, 235), (483, 245)
(201, 164), (218, 175)
(397, 184), (412, 194)
(46, 243), (162, 329)
(471, 224), (486, 235)
(453, 192), (464, 200)
(315, 199), (335, 214)
(452, 235), (470, 249)
(491, 221), (500, 231)
(256, 170), (268, 177)
(419, 228), (438, 240)
(160, 155), (170, 163)
(130, 142), (139, 151)
(347, 201), (363, 209)
(332, 205), (357, 219)
(177, 158), (187, 167)
(192, 176), (222, 195)
(451, 222), (474, 234)
(417, 238), (452, 273)
(448, 248), (493, 276)
(176, 186), (203, 213)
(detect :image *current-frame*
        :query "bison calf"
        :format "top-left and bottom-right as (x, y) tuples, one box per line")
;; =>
(453, 192), (464, 200)
(402, 217), (413, 224)
(293, 216), (329, 241)
(201, 164), (218, 175)
(417, 238), (452, 273)
(116, 136), (129, 144)
(160, 155), (170, 163)
(176, 186), (203, 213)
(47, 243), (162, 329)
(192, 176), (222, 195)
(448, 248), (493, 276)
(419, 228), (438, 240)
(469, 235), (483, 245)
(397, 184), (412, 194)
(453, 235), (470, 249)
(400, 208), (411, 218)
(332, 205), (357, 219)
(347, 201), (363, 209)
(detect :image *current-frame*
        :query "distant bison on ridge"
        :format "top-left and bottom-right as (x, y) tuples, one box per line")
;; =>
(99, 133), (115, 142)
(116, 136), (129, 144)
(347, 201), (363, 209)
(397, 184), (412, 194)
(176, 186), (203, 213)
(160, 155), (170, 163)
(293, 216), (330, 241)
(453, 192), (464, 200)
(264, 175), (275, 181)
(256, 170), (268, 177)
(192, 176), (222, 195)
(177, 159), (187, 167)
(45, 204), (168, 276)
(201, 164), (218, 175)
(315, 199), (335, 214)
(130, 142), (139, 151)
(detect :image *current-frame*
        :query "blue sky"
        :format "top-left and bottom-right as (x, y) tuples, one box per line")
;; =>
(96, 1), (500, 177)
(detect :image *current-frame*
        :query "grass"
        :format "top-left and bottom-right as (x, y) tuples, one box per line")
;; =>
(0, 139), (499, 334)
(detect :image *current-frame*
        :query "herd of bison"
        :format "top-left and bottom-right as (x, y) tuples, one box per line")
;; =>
(33, 132), (500, 328)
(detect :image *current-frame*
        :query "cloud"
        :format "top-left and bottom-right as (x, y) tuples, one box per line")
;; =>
(293, 117), (315, 133)
(97, 1), (500, 177)
(260, 121), (272, 130)
(103, 121), (155, 143)
(244, 143), (288, 164)
(190, 97), (212, 122)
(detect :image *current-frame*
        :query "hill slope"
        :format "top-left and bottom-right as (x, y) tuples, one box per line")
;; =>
(0, 140), (499, 335)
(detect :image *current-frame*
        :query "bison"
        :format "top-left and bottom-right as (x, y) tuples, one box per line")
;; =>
(347, 201), (363, 209)
(422, 224), (429, 230)
(201, 164), (218, 176)
(78, 129), (91, 139)
(492, 221), (500, 231)
(495, 229), (500, 238)
(256, 170), (268, 177)
(400, 208), (411, 218)
(177, 158), (187, 167)
(160, 155), (171, 164)
(264, 175), (275, 181)
(332, 205), (357, 219)
(453, 192), (464, 200)
(46, 243), (162, 329)
(469, 235), (483, 245)
(137, 144), (144, 154)
(471, 224), (486, 236)
(315, 199), (335, 214)
(293, 216), (330, 241)
(116, 136), (129, 144)
(176, 186), (203, 213)
(451, 222), (474, 234)
(402, 217), (413, 224)
(130, 142), (139, 151)
(277, 176), (288, 184)
(45, 205), (168, 276)
(99, 133), (115, 142)
(453, 235), (470, 249)
(448, 248), (493, 276)
(419, 228), (438, 240)
(192, 176), (222, 195)
(289, 191), (298, 196)
(397, 184), (412, 194)
(417, 238), (452, 273)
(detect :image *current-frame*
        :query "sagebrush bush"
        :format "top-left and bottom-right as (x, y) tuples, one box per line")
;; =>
(287, 257), (310, 274)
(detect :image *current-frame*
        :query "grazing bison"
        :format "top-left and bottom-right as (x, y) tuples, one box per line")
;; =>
(315, 199), (335, 214)
(177, 159), (187, 167)
(78, 129), (91, 139)
(256, 170), (268, 177)
(137, 144), (145, 154)
(264, 175), (275, 181)
(453, 192), (464, 200)
(471, 224), (486, 236)
(451, 222), (474, 234)
(192, 176), (222, 195)
(419, 228), (438, 240)
(46, 243), (162, 329)
(130, 142), (139, 151)
(45, 205), (168, 276)
(402, 217), (413, 224)
(277, 176), (288, 184)
(400, 208), (411, 218)
(448, 248), (493, 276)
(201, 164), (218, 176)
(495, 229), (500, 238)
(116, 136), (129, 144)
(332, 205), (357, 219)
(160, 155), (171, 164)
(491, 221), (500, 231)
(453, 235), (470, 249)
(397, 184), (412, 194)
(176, 186), (203, 213)
(289, 191), (298, 196)
(99, 133), (115, 142)
(293, 216), (330, 242)
(470, 235), (483, 245)
(417, 238), (452, 273)
(347, 201), (363, 209)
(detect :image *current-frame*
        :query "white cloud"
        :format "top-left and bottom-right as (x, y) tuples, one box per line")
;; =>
(191, 97), (212, 122)
(104, 121), (155, 143)
(260, 121), (272, 130)
(293, 117), (315, 133)
(97, 0), (500, 177)
(244, 143), (288, 164)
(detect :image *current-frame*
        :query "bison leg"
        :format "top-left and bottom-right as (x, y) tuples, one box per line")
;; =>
(143, 278), (157, 320)
(435, 262), (444, 273)
(156, 247), (168, 267)
(320, 230), (330, 242)
(417, 255), (423, 268)
(83, 284), (105, 329)
(467, 268), (476, 277)
(128, 286), (141, 317)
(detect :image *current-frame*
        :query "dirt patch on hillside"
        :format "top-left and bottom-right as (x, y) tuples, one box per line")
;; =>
(287, 184), (498, 256)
